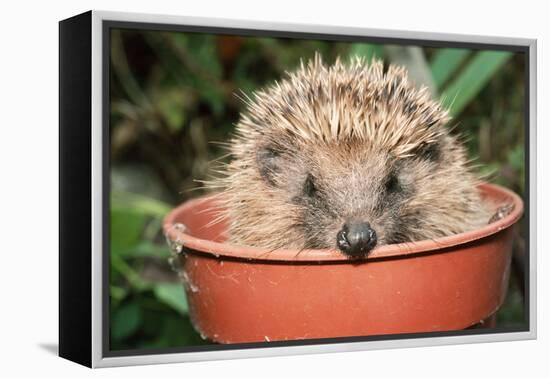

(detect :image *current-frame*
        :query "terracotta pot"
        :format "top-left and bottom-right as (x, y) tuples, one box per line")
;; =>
(163, 183), (523, 344)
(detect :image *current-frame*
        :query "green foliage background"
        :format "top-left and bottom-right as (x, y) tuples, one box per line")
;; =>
(109, 29), (526, 351)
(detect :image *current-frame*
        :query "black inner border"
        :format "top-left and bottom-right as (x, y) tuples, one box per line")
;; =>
(102, 19), (531, 358)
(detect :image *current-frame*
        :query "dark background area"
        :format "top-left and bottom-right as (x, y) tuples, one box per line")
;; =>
(109, 28), (526, 351)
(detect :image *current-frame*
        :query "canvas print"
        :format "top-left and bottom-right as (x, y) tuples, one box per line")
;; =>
(108, 28), (526, 351)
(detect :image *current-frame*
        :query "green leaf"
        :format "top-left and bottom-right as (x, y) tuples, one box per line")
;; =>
(349, 43), (383, 61)
(507, 145), (524, 171)
(440, 51), (512, 116)
(155, 88), (187, 131)
(154, 282), (189, 315)
(110, 285), (128, 302)
(167, 33), (225, 115)
(130, 242), (171, 259)
(430, 48), (471, 89)
(111, 191), (171, 217)
(111, 302), (142, 341)
(507, 145), (525, 193)
(110, 208), (147, 256)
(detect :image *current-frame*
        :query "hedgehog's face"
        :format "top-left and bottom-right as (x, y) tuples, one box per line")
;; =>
(221, 57), (483, 256)
(256, 137), (443, 258)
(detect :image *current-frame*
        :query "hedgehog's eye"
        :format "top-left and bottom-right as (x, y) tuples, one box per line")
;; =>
(385, 172), (400, 193)
(304, 174), (318, 197)
(415, 141), (440, 162)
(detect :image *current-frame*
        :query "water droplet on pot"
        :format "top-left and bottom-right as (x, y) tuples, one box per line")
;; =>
(173, 223), (187, 232)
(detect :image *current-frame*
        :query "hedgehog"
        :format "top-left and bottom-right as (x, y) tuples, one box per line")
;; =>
(208, 54), (492, 258)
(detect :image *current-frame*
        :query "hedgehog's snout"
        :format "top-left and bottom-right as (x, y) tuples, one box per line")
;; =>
(336, 222), (377, 258)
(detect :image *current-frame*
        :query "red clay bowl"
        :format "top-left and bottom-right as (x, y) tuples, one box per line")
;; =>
(163, 183), (523, 344)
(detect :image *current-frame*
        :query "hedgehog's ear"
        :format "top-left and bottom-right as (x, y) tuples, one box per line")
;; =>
(256, 146), (282, 186)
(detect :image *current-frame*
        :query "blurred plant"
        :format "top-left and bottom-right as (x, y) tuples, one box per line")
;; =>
(109, 31), (526, 350)
(110, 191), (208, 349)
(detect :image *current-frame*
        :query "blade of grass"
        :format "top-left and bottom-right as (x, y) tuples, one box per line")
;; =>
(110, 30), (151, 108)
(111, 254), (151, 291)
(385, 46), (437, 94)
(440, 51), (512, 116)
(430, 48), (471, 89)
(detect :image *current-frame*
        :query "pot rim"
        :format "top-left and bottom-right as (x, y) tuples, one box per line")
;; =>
(162, 183), (524, 262)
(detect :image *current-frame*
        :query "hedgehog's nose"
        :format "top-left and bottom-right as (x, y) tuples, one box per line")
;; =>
(336, 222), (377, 258)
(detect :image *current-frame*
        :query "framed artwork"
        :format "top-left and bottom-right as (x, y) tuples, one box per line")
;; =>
(59, 10), (536, 368)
